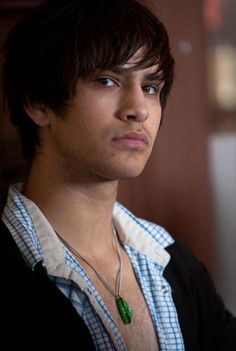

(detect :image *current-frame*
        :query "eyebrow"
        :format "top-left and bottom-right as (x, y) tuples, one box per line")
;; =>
(107, 66), (163, 82)
(144, 72), (163, 82)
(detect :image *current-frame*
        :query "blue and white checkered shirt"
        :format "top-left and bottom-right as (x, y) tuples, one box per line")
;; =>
(2, 184), (185, 350)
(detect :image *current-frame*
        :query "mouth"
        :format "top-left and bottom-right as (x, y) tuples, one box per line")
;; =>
(112, 132), (149, 149)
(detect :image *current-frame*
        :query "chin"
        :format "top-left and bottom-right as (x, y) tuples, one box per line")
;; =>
(110, 164), (146, 180)
(95, 155), (150, 181)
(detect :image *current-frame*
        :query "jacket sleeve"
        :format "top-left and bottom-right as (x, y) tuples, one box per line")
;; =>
(164, 240), (236, 351)
(0, 220), (96, 350)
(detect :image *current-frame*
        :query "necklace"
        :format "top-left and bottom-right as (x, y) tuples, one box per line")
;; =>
(55, 226), (133, 324)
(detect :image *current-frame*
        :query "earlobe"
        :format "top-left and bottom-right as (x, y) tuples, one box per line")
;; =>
(24, 103), (50, 127)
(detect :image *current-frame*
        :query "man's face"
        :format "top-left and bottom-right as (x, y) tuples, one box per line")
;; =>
(43, 53), (163, 183)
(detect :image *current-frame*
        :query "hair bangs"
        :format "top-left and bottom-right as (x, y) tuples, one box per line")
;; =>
(70, 0), (172, 89)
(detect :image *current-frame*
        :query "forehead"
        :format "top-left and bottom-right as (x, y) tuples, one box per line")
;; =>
(124, 47), (149, 66)
(111, 48), (161, 78)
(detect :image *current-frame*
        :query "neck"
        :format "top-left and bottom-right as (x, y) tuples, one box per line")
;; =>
(23, 157), (119, 256)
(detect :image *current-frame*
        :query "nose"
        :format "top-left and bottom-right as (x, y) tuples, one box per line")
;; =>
(116, 86), (149, 123)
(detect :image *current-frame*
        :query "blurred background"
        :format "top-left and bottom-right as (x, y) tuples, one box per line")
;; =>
(0, 0), (235, 313)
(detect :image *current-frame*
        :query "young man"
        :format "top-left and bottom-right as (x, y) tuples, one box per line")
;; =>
(1, 0), (235, 350)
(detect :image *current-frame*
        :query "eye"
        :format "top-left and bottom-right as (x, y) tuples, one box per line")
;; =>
(142, 84), (160, 95)
(96, 77), (117, 87)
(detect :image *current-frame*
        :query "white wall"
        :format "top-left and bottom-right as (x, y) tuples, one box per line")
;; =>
(209, 133), (236, 314)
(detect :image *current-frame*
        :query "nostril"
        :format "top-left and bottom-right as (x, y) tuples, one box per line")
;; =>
(116, 104), (149, 122)
(126, 115), (136, 120)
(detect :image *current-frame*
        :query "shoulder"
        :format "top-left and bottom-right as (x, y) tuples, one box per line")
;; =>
(165, 240), (207, 272)
(165, 240), (236, 350)
(164, 239), (223, 313)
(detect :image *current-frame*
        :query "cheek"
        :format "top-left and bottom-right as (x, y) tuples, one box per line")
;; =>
(76, 91), (114, 117)
(148, 101), (162, 125)
(72, 102), (112, 135)
(148, 115), (161, 138)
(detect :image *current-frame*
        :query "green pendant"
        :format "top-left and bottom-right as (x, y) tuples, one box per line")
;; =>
(116, 296), (133, 324)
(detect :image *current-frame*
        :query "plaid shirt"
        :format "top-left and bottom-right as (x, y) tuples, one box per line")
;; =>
(2, 184), (185, 350)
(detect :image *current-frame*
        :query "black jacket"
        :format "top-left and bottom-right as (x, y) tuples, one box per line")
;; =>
(0, 220), (235, 350)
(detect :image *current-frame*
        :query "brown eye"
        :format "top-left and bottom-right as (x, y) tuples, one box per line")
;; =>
(96, 77), (117, 87)
(142, 84), (159, 95)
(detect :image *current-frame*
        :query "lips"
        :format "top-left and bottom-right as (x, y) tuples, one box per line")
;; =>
(112, 132), (149, 148)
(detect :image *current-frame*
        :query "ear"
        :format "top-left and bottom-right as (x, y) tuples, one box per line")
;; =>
(24, 103), (50, 127)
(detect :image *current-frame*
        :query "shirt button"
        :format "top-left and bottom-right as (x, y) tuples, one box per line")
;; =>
(86, 288), (92, 295)
(161, 285), (168, 294)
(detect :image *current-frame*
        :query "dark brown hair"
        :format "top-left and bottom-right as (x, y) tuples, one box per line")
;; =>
(1, 0), (175, 160)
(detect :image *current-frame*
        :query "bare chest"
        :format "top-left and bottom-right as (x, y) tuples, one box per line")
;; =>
(103, 287), (160, 351)
(84, 252), (160, 351)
